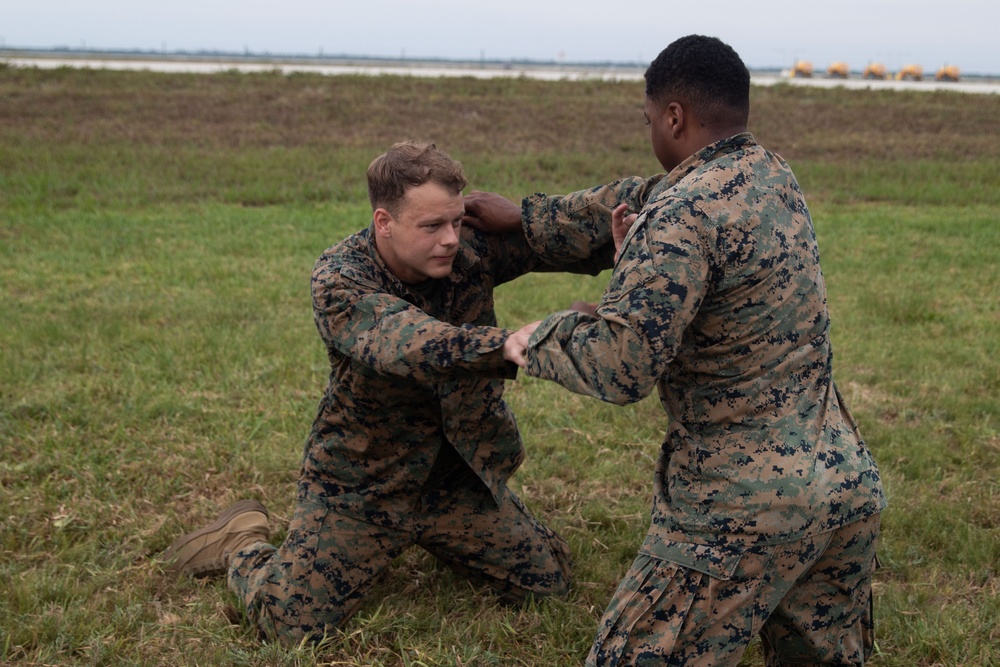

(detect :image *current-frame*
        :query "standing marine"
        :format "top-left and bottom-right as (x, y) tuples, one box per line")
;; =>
(472, 34), (887, 667)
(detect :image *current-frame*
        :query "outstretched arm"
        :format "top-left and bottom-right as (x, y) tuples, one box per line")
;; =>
(525, 199), (710, 405)
(462, 176), (665, 285)
(313, 255), (519, 383)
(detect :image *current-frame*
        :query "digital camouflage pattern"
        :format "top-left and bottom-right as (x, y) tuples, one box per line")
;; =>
(523, 133), (886, 664)
(229, 446), (572, 643)
(302, 180), (658, 526)
(589, 513), (880, 666)
(525, 132), (886, 549)
(224, 187), (657, 643)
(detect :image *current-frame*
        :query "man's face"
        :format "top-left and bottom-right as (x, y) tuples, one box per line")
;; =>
(376, 181), (464, 283)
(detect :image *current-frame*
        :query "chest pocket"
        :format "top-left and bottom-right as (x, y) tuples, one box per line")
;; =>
(449, 284), (493, 326)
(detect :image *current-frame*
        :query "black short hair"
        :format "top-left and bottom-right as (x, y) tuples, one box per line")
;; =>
(644, 35), (750, 128)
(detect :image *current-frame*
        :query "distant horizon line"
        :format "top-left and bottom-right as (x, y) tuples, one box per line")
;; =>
(3, 44), (650, 68)
(2, 45), (995, 78)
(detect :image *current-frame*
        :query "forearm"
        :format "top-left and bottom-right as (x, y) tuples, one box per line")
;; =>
(357, 315), (517, 381)
(520, 175), (664, 265)
(525, 310), (657, 405)
(316, 291), (517, 383)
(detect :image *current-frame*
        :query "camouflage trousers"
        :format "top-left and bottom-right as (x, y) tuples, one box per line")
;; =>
(227, 460), (572, 644)
(589, 512), (880, 667)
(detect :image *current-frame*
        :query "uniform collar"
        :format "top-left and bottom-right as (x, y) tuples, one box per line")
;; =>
(661, 132), (758, 191)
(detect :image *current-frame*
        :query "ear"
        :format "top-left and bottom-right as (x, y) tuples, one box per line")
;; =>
(666, 102), (685, 139)
(372, 207), (394, 238)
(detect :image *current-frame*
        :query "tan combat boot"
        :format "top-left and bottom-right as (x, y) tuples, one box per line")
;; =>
(163, 500), (270, 577)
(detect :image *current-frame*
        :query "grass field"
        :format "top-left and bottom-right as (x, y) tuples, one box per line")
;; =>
(1, 64), (999, 666)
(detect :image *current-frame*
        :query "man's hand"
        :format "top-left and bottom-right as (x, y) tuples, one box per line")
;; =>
(612, 203), (638, 256)
(569, 301), (598, 316)
(503, 321), (540, 368)
(463, 191), (523, 234)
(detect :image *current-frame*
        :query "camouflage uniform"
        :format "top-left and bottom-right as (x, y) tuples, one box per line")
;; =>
(226, 189), (659, 644)
(523, 133), (888, 666)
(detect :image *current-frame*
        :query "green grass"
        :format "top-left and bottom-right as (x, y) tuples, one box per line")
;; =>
(814, 202), (1000, 666)
(1, 65), (998, 665)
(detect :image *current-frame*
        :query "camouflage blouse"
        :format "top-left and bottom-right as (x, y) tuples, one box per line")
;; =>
(305, 179), (657, 527)
(525, 134), (886, 574)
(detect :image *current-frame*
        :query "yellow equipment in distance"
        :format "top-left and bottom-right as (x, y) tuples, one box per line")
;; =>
(895, 64), (924, 81)
(936, 65), (960, 81)
(793, 60), (961, 83)
(827, 61), (850, 78)
(790, 60), (814, 77)
(862, 62), (889, 79)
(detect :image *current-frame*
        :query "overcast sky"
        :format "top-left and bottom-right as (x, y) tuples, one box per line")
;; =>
(4, 0), (997, 74)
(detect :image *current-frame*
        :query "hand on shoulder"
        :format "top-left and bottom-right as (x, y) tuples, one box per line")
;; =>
(463, 191), (523, 234)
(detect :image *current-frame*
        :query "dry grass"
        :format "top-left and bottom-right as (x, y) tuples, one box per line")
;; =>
(5, 65), (999, 160)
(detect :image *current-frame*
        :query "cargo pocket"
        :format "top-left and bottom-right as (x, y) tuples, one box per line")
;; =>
(589, 553), (690, 666)
(265, 493), (333, 641)
(588, 535), (749, 665)
(639, 532), (744, 580)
